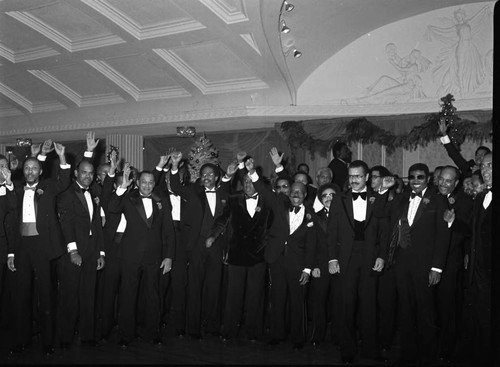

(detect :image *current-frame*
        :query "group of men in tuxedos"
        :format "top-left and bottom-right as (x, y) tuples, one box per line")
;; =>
(0, 133), (493, 365)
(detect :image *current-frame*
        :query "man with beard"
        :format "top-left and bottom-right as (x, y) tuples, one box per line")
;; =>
(247, 150), (316, 350)
(435, 166), (473, 363)
(8, 142), (70, 355)
(57, 160), (105, 348)
(327, 160), (387, 364)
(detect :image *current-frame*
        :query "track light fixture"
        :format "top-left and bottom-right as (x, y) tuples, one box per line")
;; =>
(284, 1), (294, 12)
(280, 20), (290, 33)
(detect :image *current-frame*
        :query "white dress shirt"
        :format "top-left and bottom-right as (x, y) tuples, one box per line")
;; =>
(245, 194), (258, 218)
(352, 188), (367, 222)
(289, 205), (305, 235)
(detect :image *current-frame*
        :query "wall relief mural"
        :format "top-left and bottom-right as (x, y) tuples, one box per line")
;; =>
(298, 2), (493, 110)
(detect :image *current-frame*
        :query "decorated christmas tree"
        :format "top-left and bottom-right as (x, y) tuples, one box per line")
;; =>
(187, 133), (220, 182)
(439, 94), (461, 146)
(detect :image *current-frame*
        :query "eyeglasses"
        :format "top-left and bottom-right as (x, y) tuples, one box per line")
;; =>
(321, 192), (334, 199)
(371, 175), (381, 179)
(409, 174), (426, 180)
(348, 175), (365, 180)
(201, 172), (215, 178)
(276, 184), (289, 189)
(480, 162), (492, 169)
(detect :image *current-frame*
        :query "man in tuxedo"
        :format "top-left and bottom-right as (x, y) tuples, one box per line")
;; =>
(327, 160), (387, 363)
(169, 152), (231, 339)
(435, 166), (472, 362)
(7, 143), (70, 355)
(206, 168), (272, 341)
(328, 141), (352, 191)
(109, 168), (174, 347)
(248, 151), (316, 350)
(388, 163), (450, 365)
(462, 152), (492, 364)
(57, 160), (105, 348)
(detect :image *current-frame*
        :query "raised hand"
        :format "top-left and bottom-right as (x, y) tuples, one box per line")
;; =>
(226, 161), (238, 177)
(437, 118), (447, 137)
(381, 176), (395, 191)
(31, 143), (41, 157)
(245, 158), (255, 175)
(236, 151), (247, 163)
(86, 131), (100, 152)
(109, 150), (118, 173)
(171, 151), (182, 169)
(41, 139), (54, 155)
(54, 143), (67, 164)
(157, 155), (169, 168)
(121, 164), (132, 188)
(269, 147), (284, 167)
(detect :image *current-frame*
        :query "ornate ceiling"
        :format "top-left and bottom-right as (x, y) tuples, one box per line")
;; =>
(0, 0), (493, 143)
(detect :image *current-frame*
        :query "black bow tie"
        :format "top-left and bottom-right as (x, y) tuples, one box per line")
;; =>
(352, 191), (367, 201)
(24, 186), (37, 191)
(141, 195), (152, 199)
(245, 194), (258, 200)
(81, 187), (90, 194)
(410, 192), (422, 199)
(205, 190), (216, 194)
(290, 206), (301, 214)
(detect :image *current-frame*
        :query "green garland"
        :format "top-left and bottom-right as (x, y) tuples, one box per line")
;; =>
(280, 96), (491, 157)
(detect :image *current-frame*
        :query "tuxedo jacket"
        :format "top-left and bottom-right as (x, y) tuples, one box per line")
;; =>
(58, 182), (104, 261)
(327, 189), (388, 269)
(169, 171), (229, 253)
(328, 158), (348, 191)
(13, 167), (71, 260)
(253, 176), (316, 267)
(100, 174), (123, 256)
(210, 192), (272, 266)
(466, 190), (492, 288)
(108, 188), (175, 264)
(389, 189), (450, 271)
(0, 187), (17, 262)
(314, 208), (332, 272)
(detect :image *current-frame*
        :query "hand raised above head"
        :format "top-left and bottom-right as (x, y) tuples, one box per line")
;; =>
(226, 161), (238, 176)
(269, 147), (284, 167)
(236, 151), (247, 163)
(86, 131), (99, 152)
(381, 176), (395, 190)
(41, 139), (54, 155)
(245, 158), (255, 174)
(171, 151), (182, 166)
(31, 143), (41, 157)
(54, 142), (65, 156)
(437, 118), (447, 136)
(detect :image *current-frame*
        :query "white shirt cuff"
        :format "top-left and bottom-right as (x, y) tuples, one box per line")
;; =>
(431, 267), (442, 273)
(328, 259), (338, 263)
(37, 154), (47, 162)
(7, 254), (14, 258)
(84, 151), (93, 158)
(100, 251), (105, 257)
(378, 188), (388, 195)
(116, 187), (127, 196)
(163, 167), (170, 172)
(275, 165), (284, 173)
(222, 175), (231, 182)
(238, 162), (245, 169)
(171, 168), (178, 175)
(67, 242), (77, 252)
(155, 166), (163, 171)
(5, 183), (14, 191)
(248, 171), (259, 183)
(108, 172), (115, 178)
(440, 135), (451, 144)
(60, 163), (70, 169)
(303, 268), (311, 275)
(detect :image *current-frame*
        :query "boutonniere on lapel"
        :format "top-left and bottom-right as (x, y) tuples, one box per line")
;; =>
(448, 196), (455, 205)
(150, 193), (163, 210)
(156, 201), (162, 210)
(221, 199), (227, 206)
(93, 196), (100, 206)
(306, 213), (314, 227)
(36, 188), (44, 196)
(255, 206), (261, 213)
(422, 197), (430, 205)
(369, 196), (376, 204)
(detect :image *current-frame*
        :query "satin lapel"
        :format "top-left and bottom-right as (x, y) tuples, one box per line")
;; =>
(412, 190), (431, 226)
(132, 194), (150, 228)
(199, 192), (209, 216)
(341, 192), (355, 231)
(284, 199), (291, 232)
(75, 186), (90, 220)
(317, 211), (328, 233)
(365, 192), (373, 227)
(34, 188), (39, 219)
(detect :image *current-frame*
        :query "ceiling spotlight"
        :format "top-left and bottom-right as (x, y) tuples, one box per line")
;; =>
(293, 49), (302, 58)
(284, 1), (294, 12)
(280, 20), (290, 33)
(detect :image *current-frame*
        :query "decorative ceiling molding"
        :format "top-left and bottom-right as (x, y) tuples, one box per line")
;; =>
(0, 107), (23, 118)
(81, 0), (206, 40)
(199, 0), (249, 24)
(153, 48), (268, 94)
(85, 59), (191, 101)
(240, 34), (261, 55)
(32, 101), (67, 114)
(0, 81), (32, 111)
(0, 44), (59, 63)
(6, 10), (125, 52)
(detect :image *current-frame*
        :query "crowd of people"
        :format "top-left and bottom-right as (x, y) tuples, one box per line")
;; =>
(0, 127), (493, 365)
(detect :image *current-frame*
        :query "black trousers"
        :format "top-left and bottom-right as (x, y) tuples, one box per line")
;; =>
(377, 266), (397, 349)
(338, 241), (378, 359)
(223, 262), (266, 339)
(13, 235), (55, 348)
(100, 240), (122, 339)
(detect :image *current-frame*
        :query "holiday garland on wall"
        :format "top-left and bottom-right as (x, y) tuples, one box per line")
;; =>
(281, 94), (492, 157)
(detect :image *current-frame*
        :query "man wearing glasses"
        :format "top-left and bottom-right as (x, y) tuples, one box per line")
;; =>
(327, 160), (387, 364)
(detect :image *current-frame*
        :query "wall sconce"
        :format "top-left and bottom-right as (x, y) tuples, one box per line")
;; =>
(177, 126), (196, 137)
(284, 1), (294, 12)
(280, 20), (290, 33)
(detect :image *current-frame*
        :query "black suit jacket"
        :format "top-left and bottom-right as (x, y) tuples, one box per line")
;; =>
(108, 189), (175, 264)
(389, 189), (450, 270)
(210, 192), (272, 266)
(58, 182), (105, 261)
(253, 176), (316, 267)
(327, 189), (388, 269)
(13, 167), (71, 260)
(328, 158), (348, 191)
(314, 208), (332, 272)
(0, 187), (17, 262)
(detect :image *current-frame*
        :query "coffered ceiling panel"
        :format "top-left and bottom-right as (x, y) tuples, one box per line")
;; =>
(200, 0), (249, 24)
